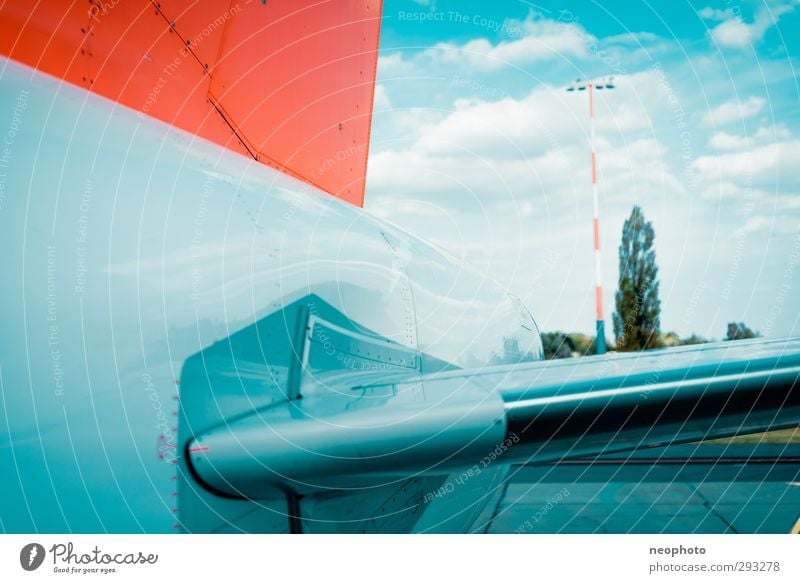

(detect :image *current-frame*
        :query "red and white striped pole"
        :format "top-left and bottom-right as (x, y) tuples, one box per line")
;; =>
(568, 78), (612, 354)
(588, 83), (606, 354)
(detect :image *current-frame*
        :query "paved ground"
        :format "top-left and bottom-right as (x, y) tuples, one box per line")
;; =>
(486, 445), (800, 534)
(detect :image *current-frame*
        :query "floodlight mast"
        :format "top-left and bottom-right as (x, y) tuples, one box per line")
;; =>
(566, 77), (615, 355)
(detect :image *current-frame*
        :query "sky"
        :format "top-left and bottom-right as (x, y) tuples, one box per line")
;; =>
(363, 0), (800, 341)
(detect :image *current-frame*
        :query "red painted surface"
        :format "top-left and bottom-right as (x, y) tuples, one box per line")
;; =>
(593, 217), (600, 250)
(595, 286), (603, 320)
(0, 0), (382, 206)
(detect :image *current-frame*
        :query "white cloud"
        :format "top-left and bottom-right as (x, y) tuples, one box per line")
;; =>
(708, 124), (791, 150)
(752, 124), (790, 141)
(699, 181), (769, 200)
(703, 3), (796, 49)
(709, 131), (752, 150)
(376, 53), (418, 78)
(421, 13), (594, 71)
(604, 31), (660, 45)
(698, 7), (733, 21)
(373, 84), (392, 112)
(693, 139), (800, 199)
(742, 214), (800, 235)
(694, 140), (800, 179)
(703, 96), (765, 126)
(394, 70), (669, 161)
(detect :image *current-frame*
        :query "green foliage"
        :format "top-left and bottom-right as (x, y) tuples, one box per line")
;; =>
(569, 333), (600, 356)
(540, 332), (607, 358)
(724, 322), (759, 341)
(660, 331), (708, 346)
(543, 330), (707, 359)
(660, 331), (681, 347)
(613, 205), (663, 351)
(541, 332), (575, 359)
(679, 333), (708, 346)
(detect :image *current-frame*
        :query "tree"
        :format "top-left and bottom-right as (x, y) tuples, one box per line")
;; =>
(568, 332), (601, 356)
(660, 331), (682, 347)
(541, 332), (575, 359)
(725, 322), (759, 341)
(680, 333), (708, 346)
(540, 332), (607, 358)
(613, 205), (662, 351)
(660, 331), (709, 346)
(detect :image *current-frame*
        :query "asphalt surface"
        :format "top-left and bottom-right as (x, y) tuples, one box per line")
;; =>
(486, 444), (800, 534)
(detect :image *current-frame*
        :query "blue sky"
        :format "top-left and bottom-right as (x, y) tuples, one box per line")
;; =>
(364, 0), (800, 340)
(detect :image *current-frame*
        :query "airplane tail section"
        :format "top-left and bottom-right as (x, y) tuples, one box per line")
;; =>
(0, 0), (382, 205)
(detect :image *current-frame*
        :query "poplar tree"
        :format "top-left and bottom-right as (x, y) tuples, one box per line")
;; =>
(613, 205), (662, 351)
